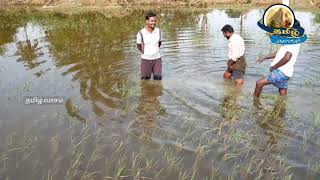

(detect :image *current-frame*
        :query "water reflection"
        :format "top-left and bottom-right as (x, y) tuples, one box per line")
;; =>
(198, 13), (208, 31)
(43, 12), (143, 113)
(135, 81), (163, 135)
(219, 83), (243, 121)
(316, 13), (320, 24)
(15, 39), (43, 68)
(65, 98), (87, 123)
(223, 9), (248, 40)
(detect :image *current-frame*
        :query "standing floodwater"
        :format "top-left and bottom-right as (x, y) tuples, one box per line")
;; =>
(0, 8), (320, 179)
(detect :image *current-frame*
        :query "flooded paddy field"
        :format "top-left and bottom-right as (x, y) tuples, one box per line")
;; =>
(0, 7), (320, 179)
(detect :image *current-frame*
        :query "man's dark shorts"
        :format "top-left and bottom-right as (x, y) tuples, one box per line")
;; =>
(226, 56), (246, 80)
(227, 69), (244, 79)
(141, 58), (162, 80)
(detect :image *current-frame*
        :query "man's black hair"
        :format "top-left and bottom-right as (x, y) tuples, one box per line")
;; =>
(146, 11), (157, 20)
(221, 24), (234, 33)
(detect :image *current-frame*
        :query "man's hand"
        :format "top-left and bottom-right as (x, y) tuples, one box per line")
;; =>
(269, 66), (276, 72)
(227, 60), (235, 69)
(256, 57), (265, 64)
(256, 52), (277, 63)
(137, 44), (144, 54)
(270, 51), (292, 72)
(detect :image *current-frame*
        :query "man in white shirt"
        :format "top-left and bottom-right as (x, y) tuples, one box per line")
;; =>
(254, 44), (301, 97)
(136, 11), (163, 80)
(221, 24), (247, 85)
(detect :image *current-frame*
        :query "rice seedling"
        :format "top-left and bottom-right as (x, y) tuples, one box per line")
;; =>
(145, 158), (159, 173)
(178, 169), (190, 180)
(175, 142), (185, 153)
(118, 80), (139, 98)
(195, 144), (209, 161)
(190, 168), (197, 180)
(312, 160), (320, 175)
(162, 146), (184, 173)
(23, 76), (33, 92)
(312, 112), (320, 128)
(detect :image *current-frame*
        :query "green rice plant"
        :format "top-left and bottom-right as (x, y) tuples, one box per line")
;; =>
(152, 167), (165, 179)
(23, 76), (33, 92)
(291, 111), (299, 120)
(228, 128), (251, 145)
(145, 158), (159, 173)
(83, 143), (107, 175)
(283, 174), (293, 180)
(130, 152), (141, 172)
(175, 142), (185, 153)
(190, 168), (197, 180)
(311, 112), (320, 128)
(158, 106), (167, 115)
(81, 171), (103, 180)
(0, 153), (8, 177)
(195, 144), (209, 161)
(208, 166), (221, 180)
(162, 146), (184, 172)
(104, 167), (126, 179)
(178, 169), (190, 180)
(46, 169), (54, 180)
(313, 161), (320, 175)
(118, 80), (139, 98)
(66, 152), (85, 178)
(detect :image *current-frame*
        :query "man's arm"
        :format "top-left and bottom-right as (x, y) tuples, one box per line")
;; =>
(270, 51), (292, 72)
(256, 51), (277, 63)
(137, 44), (143, 54)
(136, 31), (144, 54)
(228, 59), (236, 69)
(159, 30), (163, 48)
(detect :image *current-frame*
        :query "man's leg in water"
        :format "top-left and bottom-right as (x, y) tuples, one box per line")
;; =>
(141, 59), (152, 80)
(233, 70), (244, 86)
(279, 88), (288, 96)
(254, 77), (270, 97)
(223, 71), (232, 79)
(224, 61), (233, 79)
(153, 58), (162, 80)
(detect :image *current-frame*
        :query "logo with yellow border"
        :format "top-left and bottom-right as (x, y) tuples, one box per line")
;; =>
(257, 4), (307, 44)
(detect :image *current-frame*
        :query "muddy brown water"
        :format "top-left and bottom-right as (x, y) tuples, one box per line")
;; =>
(0, 8), (320, 180)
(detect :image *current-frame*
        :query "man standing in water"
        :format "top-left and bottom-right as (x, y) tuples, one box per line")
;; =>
(254, 44), (301, 97)
(221, 24), (247, 85)
(136, 11), (163, 80)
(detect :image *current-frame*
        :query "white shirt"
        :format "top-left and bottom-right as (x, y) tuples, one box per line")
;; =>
(270, 44), (301, 77)
(136, 27), (163, 60)
(228, 33), (245, 61)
